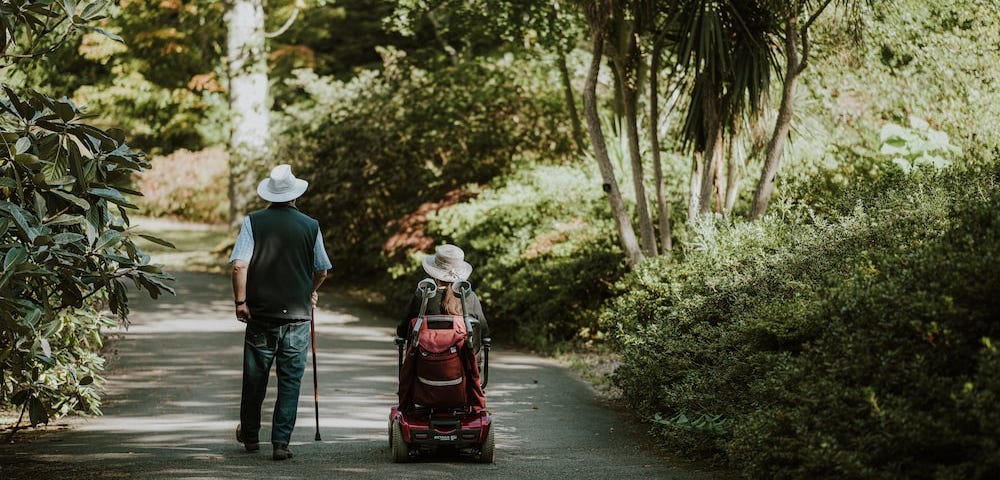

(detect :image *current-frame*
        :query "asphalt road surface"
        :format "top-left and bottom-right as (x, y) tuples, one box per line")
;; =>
(0, 271), (720, 480)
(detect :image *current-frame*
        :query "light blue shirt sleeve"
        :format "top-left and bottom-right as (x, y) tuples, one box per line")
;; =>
(229, 217), (254, 264)
(314, 230), (332, 271)
(229, 216), (331, 271)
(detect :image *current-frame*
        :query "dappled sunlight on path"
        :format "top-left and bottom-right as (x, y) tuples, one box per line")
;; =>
(0, 271), (719, 480)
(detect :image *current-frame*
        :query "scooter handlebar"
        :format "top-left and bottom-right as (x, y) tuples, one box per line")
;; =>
(450, 280), (472, 298)
(416, 278), (438, 299)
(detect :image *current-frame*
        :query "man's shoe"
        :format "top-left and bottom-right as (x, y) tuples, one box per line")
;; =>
(236, 425), (260, 452)
(272, 443), (293, 461)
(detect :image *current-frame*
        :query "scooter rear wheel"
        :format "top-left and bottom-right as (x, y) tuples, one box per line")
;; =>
(476, 423), (495, 463)
(391, 418), (411, 463)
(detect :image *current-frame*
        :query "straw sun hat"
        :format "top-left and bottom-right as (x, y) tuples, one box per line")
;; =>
(257, 164), (308, 203)
(422, 245), (473, 283)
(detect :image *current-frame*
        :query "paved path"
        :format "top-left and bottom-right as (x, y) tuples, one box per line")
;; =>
(0, 271), (719, 480)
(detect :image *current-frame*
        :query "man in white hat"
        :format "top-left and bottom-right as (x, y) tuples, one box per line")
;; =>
(229, 164), (332, 460)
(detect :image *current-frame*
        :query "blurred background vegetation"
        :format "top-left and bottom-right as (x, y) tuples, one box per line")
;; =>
(3, 0), (998, 477)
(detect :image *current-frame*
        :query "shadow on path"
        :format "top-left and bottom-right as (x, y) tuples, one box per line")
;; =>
(0, 271), (718, 480)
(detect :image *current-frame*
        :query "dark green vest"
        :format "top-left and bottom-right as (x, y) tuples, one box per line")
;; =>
(247, 204), (319, 321)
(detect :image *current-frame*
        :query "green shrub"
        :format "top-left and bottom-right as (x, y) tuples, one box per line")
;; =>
(274, 49), (574, 278)
(2, 3), (172, 427)
(133, 147), (229, 224)
(1, 92), (174, 425)
(768, 0), (999, 221)
(414, 164), (625, 350)
(607, 159), (1000, 478)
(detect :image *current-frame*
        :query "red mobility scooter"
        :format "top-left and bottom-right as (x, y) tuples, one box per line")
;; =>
(389, 278), (494, 463)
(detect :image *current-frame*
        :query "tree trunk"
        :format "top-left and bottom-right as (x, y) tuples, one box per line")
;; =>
(556, 46), (586, 154)
(687, 151), (703, 224)
(697, 79), (722, 217)
(582, 33), (643, 265)
(427, 9), (459, 66)
(749, 14), (801, 220)
(225, 0), (270, 230)
(649, 37), (671, 254)
(712, 133), (725, 213)
(723, 136), (743, 216)
(616, 38), (657, 257)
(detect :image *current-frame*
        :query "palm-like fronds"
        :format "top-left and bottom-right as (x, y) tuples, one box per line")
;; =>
(667, 0), (781, 153)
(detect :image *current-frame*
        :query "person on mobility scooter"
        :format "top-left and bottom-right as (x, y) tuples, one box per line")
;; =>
(390, 245), (494, 463)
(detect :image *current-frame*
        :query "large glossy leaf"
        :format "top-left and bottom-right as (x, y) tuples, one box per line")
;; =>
(50, 189), (90, 210)
(80, 25), (122, 42)
(14, 136), (31, 154)
(44, 214), (86, 227)
(74, 124), (116, 150)
(83, 206), (100, 245)
(43, 175), (77, 187)
(2, 86), (34, 119)
(3, 246), (28, 271)
(115, 185), (143, 196)
(80, 1), (107, 20)
(33, 191), (47, 220)
(93, 229), (122, 251)
(88, 187), (137, 209)
(15, 152), (43, 170)
(0, 200), (38, 235)
(28, 396), (49, 426)
(23, 308), (43, 328)
(135, 233), (175, 249)
(49, 98), (76, 122)
(60, 0), (79, 18)
(52, 232), (85, 245)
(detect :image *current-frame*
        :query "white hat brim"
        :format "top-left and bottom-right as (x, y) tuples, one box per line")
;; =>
(257, 178), (308, 203)
(421, 255), (472, 282)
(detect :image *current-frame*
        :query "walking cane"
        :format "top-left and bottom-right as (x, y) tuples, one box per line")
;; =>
(310, 307), (321, 441)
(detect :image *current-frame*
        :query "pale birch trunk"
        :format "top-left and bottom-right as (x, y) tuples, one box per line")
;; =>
(226, 0), (270, 230)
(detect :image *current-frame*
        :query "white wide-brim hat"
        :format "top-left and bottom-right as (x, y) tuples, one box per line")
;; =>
(422, 244), (473, 283)
(257, 164), (308, 203)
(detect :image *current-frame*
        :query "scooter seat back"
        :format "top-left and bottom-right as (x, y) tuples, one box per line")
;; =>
(413, 315), (467, 353)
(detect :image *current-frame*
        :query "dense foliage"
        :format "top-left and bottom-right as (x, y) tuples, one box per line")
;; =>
(775, 0), (999, 212)
(5, 1), (997, 477)
(415, 164), (624, 350)
(607, 159), (999, 478)
(1, 1), (172, 426)
(276, 51), (574, 277)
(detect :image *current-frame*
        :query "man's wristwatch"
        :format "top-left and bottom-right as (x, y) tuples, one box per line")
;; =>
(235, 300), (246, 306)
